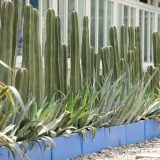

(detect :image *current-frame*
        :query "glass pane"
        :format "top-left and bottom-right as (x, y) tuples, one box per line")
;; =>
(158, 14), (160, 33)
(78, 0), (86, 43)
(91, 0), (96, 47)
(68, 0), (75, 45)
(106, 0), (113, 45)
(99, 0), (105, 50)
(58, 0), (64, 43)
(131, 7), (136, 26)
(118, 4), (124, 30)
(124, 5), (128, 26)
(42, 0), (49, 50)
(144, 11), (148, 62)
(150, 13), (155, 62)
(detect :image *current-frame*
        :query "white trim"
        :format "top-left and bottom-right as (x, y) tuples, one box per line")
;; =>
(75, 0), (78, 12)
(155, 13), (158, 32)
(142, 10), (145, 63)
(128, 6), (131, 26)
(95, 0), (99, 52)
(39, 0), (42, 53)
(147, 12), (151, 62)
(64, 0), (68, 45)
(117, 0), (160, 13)
(113, 0), (118, 27)
(136, 6), (140, 26)
(85, 0), (91, 45)
(104, 0), (107, 47)
(25, 0), (30, 5)
(50, 0), (58, 15)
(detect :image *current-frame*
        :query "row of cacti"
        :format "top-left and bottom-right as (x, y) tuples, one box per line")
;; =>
(0, 1), (160, 107)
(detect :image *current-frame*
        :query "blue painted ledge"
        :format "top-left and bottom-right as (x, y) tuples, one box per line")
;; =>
(1, 119), (160, 160)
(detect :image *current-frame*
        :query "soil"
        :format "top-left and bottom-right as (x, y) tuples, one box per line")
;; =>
(75, 137), (160, 160)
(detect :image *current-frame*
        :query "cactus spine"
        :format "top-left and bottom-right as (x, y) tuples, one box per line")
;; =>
(70, 11), (81, 93)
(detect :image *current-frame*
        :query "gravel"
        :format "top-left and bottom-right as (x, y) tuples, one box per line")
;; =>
(75, 137), (160, 160)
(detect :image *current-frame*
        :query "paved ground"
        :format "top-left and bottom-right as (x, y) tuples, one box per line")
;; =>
(75, 138), (160, 160)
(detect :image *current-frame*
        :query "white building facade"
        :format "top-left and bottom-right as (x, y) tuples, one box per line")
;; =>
(23, 0), (160, 67)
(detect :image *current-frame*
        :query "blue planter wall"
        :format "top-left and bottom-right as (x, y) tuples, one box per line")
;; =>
(1, 119), (160, 160)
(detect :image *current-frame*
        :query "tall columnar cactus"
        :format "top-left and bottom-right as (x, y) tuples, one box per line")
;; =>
(153, 32), (160, 67)
(106, 46), (115, 73)
(147, 65), (156, 92)
(21, 5), (34, 93)
(0, 0), (15, 85)
(90, 47), (95, 85)
(70, 11), (81, 93)
(15, 68), (29, 103)
(120, 25), (127, 60)
(100, 48), (108, 77)
(94, 53), (100, 82)
(11, 0), (19, 69)
(81, 16), (90, 85)
(135, 27), (143, 79)
(32, 9), (44, 107)
(128, 26), (135, 51)
(44, 9), (56, 99)
(59, 44), (68, 94)
(109, 26), (120, 79)
(54, 16), (61, 95)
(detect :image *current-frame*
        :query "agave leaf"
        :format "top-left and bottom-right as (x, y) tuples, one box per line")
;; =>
(0, 60), (14, 72)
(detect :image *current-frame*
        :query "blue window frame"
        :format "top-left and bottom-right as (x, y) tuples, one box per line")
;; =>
(30, 0), (38, 9)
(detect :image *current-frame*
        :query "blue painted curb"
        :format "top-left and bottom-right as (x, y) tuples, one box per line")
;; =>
(82, 128), (105, 155)
(0, 119), (160, 160)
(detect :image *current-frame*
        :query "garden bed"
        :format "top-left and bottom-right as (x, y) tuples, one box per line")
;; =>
(1, 119), (160, 160)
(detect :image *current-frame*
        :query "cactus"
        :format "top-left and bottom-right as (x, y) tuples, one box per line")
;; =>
(147, 65), (160, 94)
(94, 53), (100, 82)
(135, 27), (143, 79)
(54, 16), (61, 96)
(22, 5), (34, 95)
(59, 44), (68, 95)
(100, 48), (108, 77)
(90, 47), (95, 85)
(120, 25), (127, 60)
(109, 26), (120, 79)
(11, 0), (19, 69)
(15, 68), (29, 103)
(120, 58), (125, 74)
(32, 9), (44, 107)
(44, 9), (56, 99)
(70, 11), (81, 93)
(127, 50), (136, 84)
(128, 26), (135, 51)
(0, 0), (15, 85)
(81, 16), (90, 85)
(153, 32), (160, 67)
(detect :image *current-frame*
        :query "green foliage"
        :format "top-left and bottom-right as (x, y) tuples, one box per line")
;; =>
(1, 1), (160, 159)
